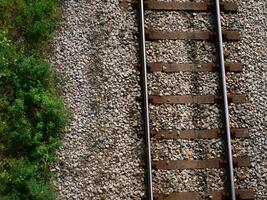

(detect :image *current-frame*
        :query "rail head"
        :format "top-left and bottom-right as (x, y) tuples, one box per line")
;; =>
(138, 0), (153, 199)
(215, 0), (237, 199)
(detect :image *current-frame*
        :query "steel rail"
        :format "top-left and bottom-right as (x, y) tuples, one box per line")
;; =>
(138, 0), (153, 199)
(215, 0), (236, 199)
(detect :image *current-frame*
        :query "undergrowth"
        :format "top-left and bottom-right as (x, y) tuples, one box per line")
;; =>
(0, 1), (69, 199)
(0, 0), (60, 54)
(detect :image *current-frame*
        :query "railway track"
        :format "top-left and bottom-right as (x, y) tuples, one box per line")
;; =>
(122, 1), (255, 199)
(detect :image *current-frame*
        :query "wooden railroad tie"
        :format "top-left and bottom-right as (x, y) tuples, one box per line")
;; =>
(144, 1), (238, 12)
(120, 1), (238, 12)
(148, 95), (247, 104)
(151, 128), (250, 139)
(152, 157), (251, 170)
(154, 189), (255, 200)
(146, 30), (240, 41)
(147, 62), (243, 73)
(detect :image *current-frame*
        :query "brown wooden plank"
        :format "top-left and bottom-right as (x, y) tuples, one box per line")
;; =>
(146, 30), (240, 41)
(119, 1), (238, 12)
(221, 2), (239, 12)
(146, 2), (210, 11)
(151, 128), (249, 139)
(223, 31), (241, 41)
(149, 95), (216, 104)
(236, 189), (256, 199)
(154, 189), (255, 200)
(145, 1), (238, 12)
(149, 95), (247, 104)
(233, 157), (251, 167)
(152, 157), (251, 170)
(231, 128), (250, 138)
(148, 62), (242, 72)
(148, 63), (215, 72)
(229, 94), (247, 103)
(225, 62), (243, 72)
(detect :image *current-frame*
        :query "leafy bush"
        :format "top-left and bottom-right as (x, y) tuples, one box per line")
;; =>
(0, 158), (55, 200)
(16, 0), (60, 51)
(0, 0), (24, 28)
(0, 31), (67, 151)
(0, 7), (68, 198)
(0, 0), (60, 53)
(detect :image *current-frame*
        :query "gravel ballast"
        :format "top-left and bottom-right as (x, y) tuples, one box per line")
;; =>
(50, 1), (145, 199)
(49, 0), (266, 199)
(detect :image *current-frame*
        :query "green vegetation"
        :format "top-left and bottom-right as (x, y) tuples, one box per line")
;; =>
(0, 0), (60, 54)
(0, 1), (69, 199)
